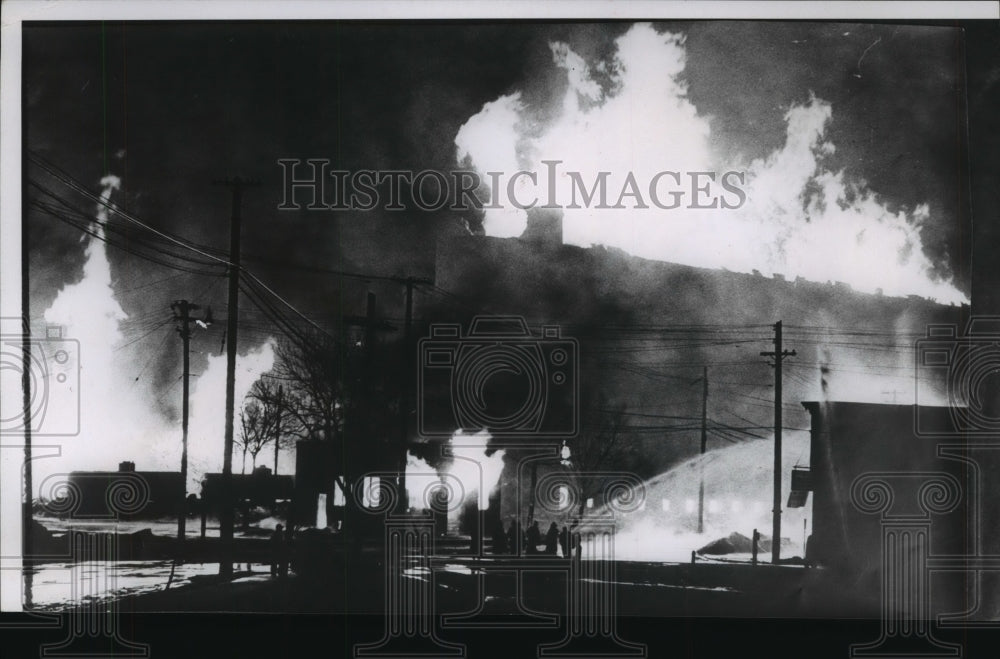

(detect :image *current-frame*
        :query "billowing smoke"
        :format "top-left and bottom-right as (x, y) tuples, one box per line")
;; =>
(38, 174), (277, 496)
(405, 429), (506, 513)
(446, 429), (506, 509)
(42, 175), (174, 486)
(455, 22), (966, 305)
(405, 452), (438, 510)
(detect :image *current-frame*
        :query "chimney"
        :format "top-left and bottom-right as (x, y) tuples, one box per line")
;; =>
(119, 461), (136, 472)
(520, 208), (563, 248)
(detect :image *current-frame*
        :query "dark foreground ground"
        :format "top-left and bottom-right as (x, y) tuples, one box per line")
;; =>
(13, 525), (993, 658)
(7, 552), (996, 658)
(110, 557), (853, 618)
(3, 568), (992, 659)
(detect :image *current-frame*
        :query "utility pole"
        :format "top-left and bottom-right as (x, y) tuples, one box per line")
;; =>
(21, 142), (33, 569)
(21, 318), (33, 564)
(396, 276), (432, 513)
(214, 176), (259, 578)
(171, 300), (200, 545)
(273, 385), (283, 474)
(365, 291), (377, 370)
(761, 320), (795, 565)
(697, 365), (708, 534)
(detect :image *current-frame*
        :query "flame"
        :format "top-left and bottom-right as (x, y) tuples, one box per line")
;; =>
(186, 339), (276, 490)
(405, 452), (437, 510)
(455, 22), (967, 305)
(405, 429), (506, 513)
(42, 174), (172, 488)
(38, 173), (277, 497)
(446, 429), (506, 510)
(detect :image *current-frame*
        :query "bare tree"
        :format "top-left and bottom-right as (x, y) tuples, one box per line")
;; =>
(244, 378), (296, 466)
(266, 337), (345, 444)
(258, 334), (363, 510)
(237, 379), (298, 473)
(255, 330), (397, 535)
(237, 402), (268, 473)
(566, 400), (635, 524)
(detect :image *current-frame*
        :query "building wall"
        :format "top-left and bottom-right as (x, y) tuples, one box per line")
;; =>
(803, 402), (972, 609)
(65, 470), (182, 519)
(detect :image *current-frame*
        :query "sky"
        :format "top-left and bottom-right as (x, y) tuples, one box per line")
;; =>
(21, 20), (977, 485)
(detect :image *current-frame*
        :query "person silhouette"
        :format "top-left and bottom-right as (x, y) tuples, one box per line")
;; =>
(270, 524), (285, 577)
(544, 522), (559, 555)
(526, 521), (542, 555)
(507, 520), (521, 556)
(492, 518), (507, 555)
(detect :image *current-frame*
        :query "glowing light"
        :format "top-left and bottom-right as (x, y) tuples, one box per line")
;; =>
(455, 23), (967, 305)
(39, 171), (278, 493)
(404, 429), (506, 512)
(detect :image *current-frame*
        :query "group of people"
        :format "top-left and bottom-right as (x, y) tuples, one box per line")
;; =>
(493, 519), (579, 558)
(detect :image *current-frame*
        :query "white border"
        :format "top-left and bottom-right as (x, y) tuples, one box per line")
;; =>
(1, 0), (997, 614)
(2, 1), (999, 21)
(0, 3), (24, 615)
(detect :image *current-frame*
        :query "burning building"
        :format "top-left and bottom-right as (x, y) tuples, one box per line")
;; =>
(429, 213), (967, 482)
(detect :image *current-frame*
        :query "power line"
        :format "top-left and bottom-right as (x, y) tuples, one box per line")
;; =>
(28, 152), (236, 269)
(29, 161), (339, 353)
(113, 316), (173, 351)
(132, 323), (175, 383)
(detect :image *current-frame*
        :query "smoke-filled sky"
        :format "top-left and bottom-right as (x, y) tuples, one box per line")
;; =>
(454, 23), (967, 301)
(22, 21), (979, 484)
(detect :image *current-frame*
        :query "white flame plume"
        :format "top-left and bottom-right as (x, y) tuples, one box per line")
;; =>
(39, 173), (277, 495)
(455, 23), (966, 305)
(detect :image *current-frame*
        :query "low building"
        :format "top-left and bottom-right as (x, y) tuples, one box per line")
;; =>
(65, 461), (182, 519)
(200, 465), (295, 509)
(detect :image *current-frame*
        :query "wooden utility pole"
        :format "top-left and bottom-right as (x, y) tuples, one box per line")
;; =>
(761, 321), (795, 564)
(20, 318), (33, 562)
(273, 385), (283, 474)
(396, 276), (431, 513)
(171, 299), (201, 544)
(21, 141), (33, 567)
(697, 366), (708, 534)
(214, 176), (258, 578)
